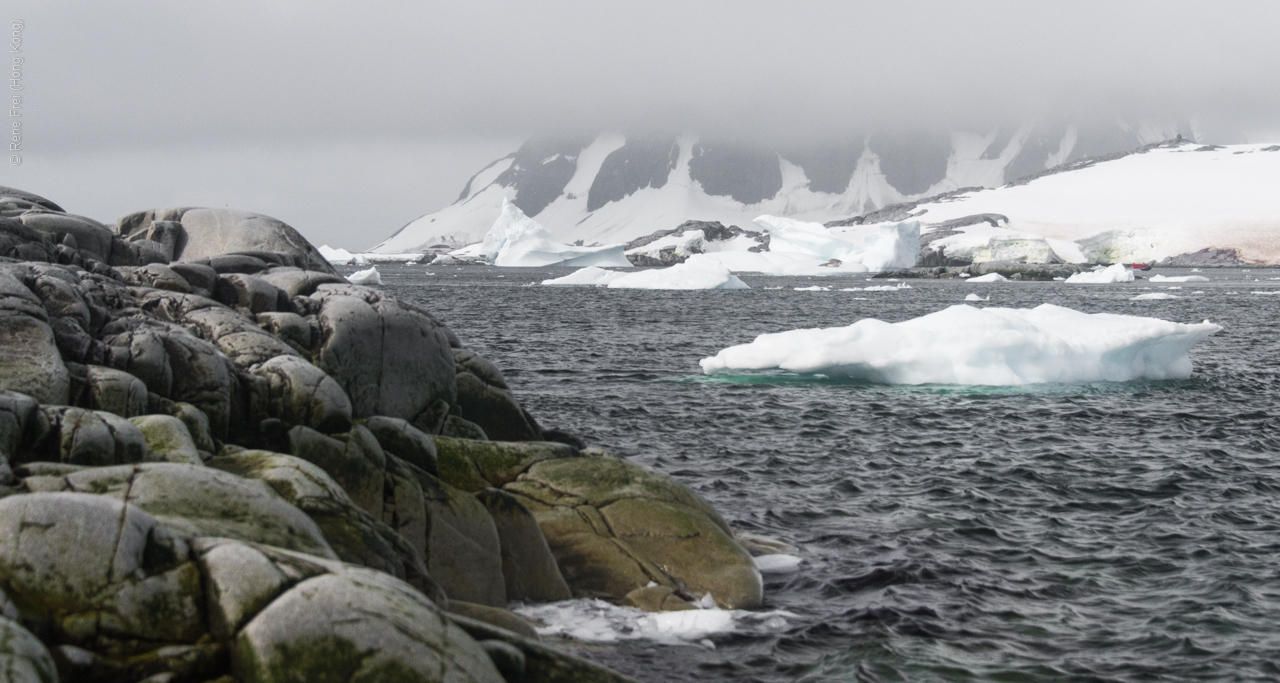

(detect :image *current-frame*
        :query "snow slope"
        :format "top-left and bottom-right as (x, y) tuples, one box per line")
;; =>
(699, 304), (1221, 385)
(914, 143), (1280, 264)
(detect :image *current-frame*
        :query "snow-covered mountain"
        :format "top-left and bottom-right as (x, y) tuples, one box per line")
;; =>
(372, 121), (1197, 253)
(864, 140), (1280, 265)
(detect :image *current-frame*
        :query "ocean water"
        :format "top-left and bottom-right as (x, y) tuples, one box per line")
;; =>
(374, 264), (1280, 682)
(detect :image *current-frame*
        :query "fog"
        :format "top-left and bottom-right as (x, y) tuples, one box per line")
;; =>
(3, 1), (1278, 248)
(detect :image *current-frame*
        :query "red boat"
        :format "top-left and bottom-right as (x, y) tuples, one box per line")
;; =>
(1130, 263), (1152, 271)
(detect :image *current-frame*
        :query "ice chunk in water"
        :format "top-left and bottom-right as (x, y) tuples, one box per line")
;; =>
(965, 293), (990, 301)
(1131, 292), (1178, 300)
(968, 272), (1007, 283)
(1065, 263), (1134, 283)
(700, 303), (1221, 385)
(1150, 274), (1211, 283)
(606, 255), (750, 290)
(346, 266), (381, 285)
(541, 267), (628, 286)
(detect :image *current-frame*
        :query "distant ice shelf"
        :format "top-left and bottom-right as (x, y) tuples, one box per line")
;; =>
(699, 303), (1221, 385)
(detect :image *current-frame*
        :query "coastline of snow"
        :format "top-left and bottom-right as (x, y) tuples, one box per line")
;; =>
(481, 199), (632, 268)
(699, 303), (1221, 385)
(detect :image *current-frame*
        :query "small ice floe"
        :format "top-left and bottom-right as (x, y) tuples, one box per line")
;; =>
(1251, 291), (1280, 295)
(1065, 263), (1134, 283)
(959, 273), (972, 278)
(964, 293), (990, 301)
(763, 286), (784, 290)
(1131, 292), (1178, 300)
(794, 285), (830, 292)
(968, 272), (1008, 283)
(862, 282), (912, 291)
(513, 598), (792, 646)
(346, 266), (381, 285)
(753, 554), (803, 574)
(1192, 291), (1205, 294)
(541, 266), (627, 286)
(1191, 268), (1203, 272)
(1151, 274), (1210, 283)
(699, 303), (1221, 384)
(1167, 286), (1182, 290)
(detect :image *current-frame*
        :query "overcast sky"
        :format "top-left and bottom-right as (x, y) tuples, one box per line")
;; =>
(3, 1), (1278, 249)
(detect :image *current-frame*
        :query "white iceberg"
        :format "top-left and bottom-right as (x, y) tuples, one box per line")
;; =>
(964, 293), (990, 301)
(541, 266), (628, 286)
(753, 216), (920, 272)
(346, 266), (381, 285)
(1132, 292), (1178, 300)
(968, 272), (1008, 283)
(699, 303), (1221, 385)
(480, 199), (632, 268)
(318, 244), (355, 263)
(1150, 274), (1211, 283)
(605, 255), (749, 290)
(794, 285), (830, 292)
(1064, 263), (1134, 284)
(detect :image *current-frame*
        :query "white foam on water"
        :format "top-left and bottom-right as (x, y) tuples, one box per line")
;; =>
(513, 599), (793, 646)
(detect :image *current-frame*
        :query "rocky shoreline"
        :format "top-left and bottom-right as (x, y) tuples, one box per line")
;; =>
(0, 186), (764, 683)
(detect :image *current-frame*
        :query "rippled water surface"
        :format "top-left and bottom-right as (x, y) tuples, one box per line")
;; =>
(376, 265), (1280, 682)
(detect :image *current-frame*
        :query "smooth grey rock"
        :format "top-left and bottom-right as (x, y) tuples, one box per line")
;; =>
(130, 414), (203, 465)
(442, 415), (489, 440)
(0, 615), (59, 683)
(213, 274), (286, 314)
(257, 267), (346, 298)
(252, 356), (352, 433)
(167, 262), (217, 296)
(233, 562), (504, 683)
(50, 407), (147, 466)
(255, 311), (311, 354)
(84, 365), (149, 417)
(0, 492), (204, 644)
(363, 415), (438, 476)
(0, 390), (39, 460)
(310, 285), (457, 422)
(416, 470), (506, 608)
(121, 263), (190, 293)
(63, 462), (336, 559)
(0, 314), (69, 405)
(475, 488), (572, 603)
(19, 213), (114, 261)
(455, 371), (539, 442)
(287, 425), (384, 517)
(196, 541), (289, 641)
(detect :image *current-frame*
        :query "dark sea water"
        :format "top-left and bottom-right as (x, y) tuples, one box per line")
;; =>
(373, 263), (1280, 683)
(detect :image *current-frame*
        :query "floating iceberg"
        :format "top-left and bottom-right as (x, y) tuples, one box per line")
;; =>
(699, 303), (1221, 385)
(965, 293), (990, 301)
(1064, 263), (1135, 284)
(1132, 292), (1178, 300)
(318, 244), (356, 263)
(480, 199), (632, 268)
(346, 266), (381, 285)
(753, 216), (920, 272)
(968, 272), (1008, 283)
(794, 285), (830, 292)
(541, 266), (628, 286)
(1150, 274), (1211, 283)
(606, 255), (749, 290)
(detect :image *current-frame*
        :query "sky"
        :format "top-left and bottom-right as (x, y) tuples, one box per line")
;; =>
(3, 1), (1279, 249)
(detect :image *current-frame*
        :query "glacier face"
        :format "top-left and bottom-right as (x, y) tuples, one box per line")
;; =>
(699, 304), (1221, 385)
(374, 121), (1193, 254)
(479, 199), (632, 268)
